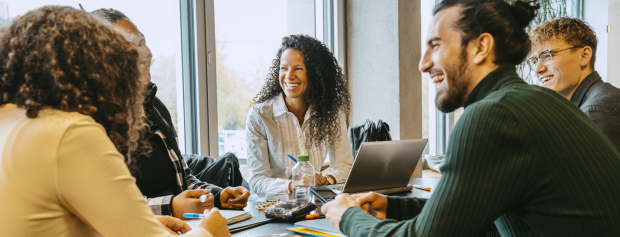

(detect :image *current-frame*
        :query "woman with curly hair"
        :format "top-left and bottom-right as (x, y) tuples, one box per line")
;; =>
(246, 34), (353, 197)
(0, 6), (227, 236)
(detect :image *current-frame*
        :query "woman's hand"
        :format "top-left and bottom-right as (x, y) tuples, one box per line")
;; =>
(156, 215), (191, 235)
(198, 208), (231, 237)
(315, 172), (336, 186)
(315, 172), (329, 186)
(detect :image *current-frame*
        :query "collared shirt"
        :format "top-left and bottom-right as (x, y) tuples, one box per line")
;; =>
(246, 94), (353, 197)
(569, 71), (620, 152)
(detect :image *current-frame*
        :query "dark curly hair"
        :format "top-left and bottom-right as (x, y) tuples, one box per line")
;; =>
(435, 0), (540, 65)
(0, 6), (149, 172)
(254, 35), (351, 147)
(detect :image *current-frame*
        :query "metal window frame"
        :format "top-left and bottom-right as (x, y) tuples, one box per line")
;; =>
(180, 0), (198, 154)
(316, 0), (346, 69)
(180, 0), (218, 156)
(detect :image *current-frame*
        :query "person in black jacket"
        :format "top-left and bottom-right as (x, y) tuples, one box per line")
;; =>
(528, 17), (620, 152)
(92, 8), (249, 219)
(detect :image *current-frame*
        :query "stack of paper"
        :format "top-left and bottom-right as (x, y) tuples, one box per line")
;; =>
(287, 219), (348, 237)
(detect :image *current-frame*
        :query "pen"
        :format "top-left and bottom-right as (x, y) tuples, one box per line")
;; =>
(287, 154), (297, 163)
(183, 213), (205, 219)
(412, 184), (431, 192)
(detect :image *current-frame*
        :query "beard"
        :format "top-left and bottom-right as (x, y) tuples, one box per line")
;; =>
(435, 48), (471, 113)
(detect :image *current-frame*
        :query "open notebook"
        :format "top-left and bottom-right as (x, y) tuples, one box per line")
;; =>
(185, 210), (274, 233)
(186, 210), (251, 226)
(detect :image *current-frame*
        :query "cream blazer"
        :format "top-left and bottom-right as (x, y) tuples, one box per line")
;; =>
(0, 104), (211, 237)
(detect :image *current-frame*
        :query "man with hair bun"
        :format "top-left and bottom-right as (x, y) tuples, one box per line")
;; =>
(321, 0), (620, 236)
(528, 17), (620, 152)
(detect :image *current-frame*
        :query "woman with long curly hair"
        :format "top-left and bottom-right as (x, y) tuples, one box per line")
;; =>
(0, 6), (227, 236)
(246, 35), (353, 197)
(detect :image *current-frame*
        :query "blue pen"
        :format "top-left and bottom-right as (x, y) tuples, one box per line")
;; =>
(287, 154), (297, 163)
(183, 213), (205, 219)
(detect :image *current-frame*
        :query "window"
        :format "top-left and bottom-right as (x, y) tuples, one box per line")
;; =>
(3, 0), (186, 151)
(213, 0), (291, 163)
(212, 0), (342, 164)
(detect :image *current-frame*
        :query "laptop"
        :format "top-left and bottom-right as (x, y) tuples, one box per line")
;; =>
(334, 139), (428, 194)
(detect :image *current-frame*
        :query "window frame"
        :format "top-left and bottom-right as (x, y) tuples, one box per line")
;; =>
(180, 0), (218, 156)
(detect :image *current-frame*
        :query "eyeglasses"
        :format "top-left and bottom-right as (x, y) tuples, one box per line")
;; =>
(526, 45), (584, 71)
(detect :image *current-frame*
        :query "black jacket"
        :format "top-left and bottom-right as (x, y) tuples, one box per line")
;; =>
(140, 82), (223, 215)
(570, 71), (620, 152)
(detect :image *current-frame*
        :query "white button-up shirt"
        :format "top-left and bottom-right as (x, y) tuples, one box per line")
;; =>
(246, 94), (353, 197)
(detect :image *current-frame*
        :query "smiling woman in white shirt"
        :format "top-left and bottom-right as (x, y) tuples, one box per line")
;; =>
(0, 6), (227, 237)
(246, 34), (353, 197)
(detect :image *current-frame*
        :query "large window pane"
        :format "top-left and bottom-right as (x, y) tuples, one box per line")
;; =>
(2, 0), (184, 151)
(214, 0), (315, 164)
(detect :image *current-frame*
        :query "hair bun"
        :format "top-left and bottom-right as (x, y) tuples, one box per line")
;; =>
(510, 0), (540, 28)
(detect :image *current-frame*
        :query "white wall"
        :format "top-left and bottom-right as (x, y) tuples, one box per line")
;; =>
(583, 0), (609, 82)
(347, 0), (421, 140)
(287, 0), (316, 37)
(608, 0), (620, 87)
(347, 0), (423, 177)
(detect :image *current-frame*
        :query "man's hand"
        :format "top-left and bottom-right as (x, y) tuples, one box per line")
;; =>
(219, 187), (250, 209)
(352, 192), (388, 220)
(172, 189), (214, 219)
(198, 208), (231, 237)
(156, 215), (191, 235)
(320, 194), (360, 233)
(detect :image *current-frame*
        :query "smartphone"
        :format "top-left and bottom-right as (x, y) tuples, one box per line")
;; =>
(310, 186), (337, 203)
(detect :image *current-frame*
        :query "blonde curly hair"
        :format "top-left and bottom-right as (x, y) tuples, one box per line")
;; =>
(0, 6), (150, 172)
(529, 17), (598, 69)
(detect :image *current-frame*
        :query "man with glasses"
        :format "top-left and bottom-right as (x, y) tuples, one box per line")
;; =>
(528, 17), (620, 152)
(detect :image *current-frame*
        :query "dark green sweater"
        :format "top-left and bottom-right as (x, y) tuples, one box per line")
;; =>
(340, 65), (620, 236)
